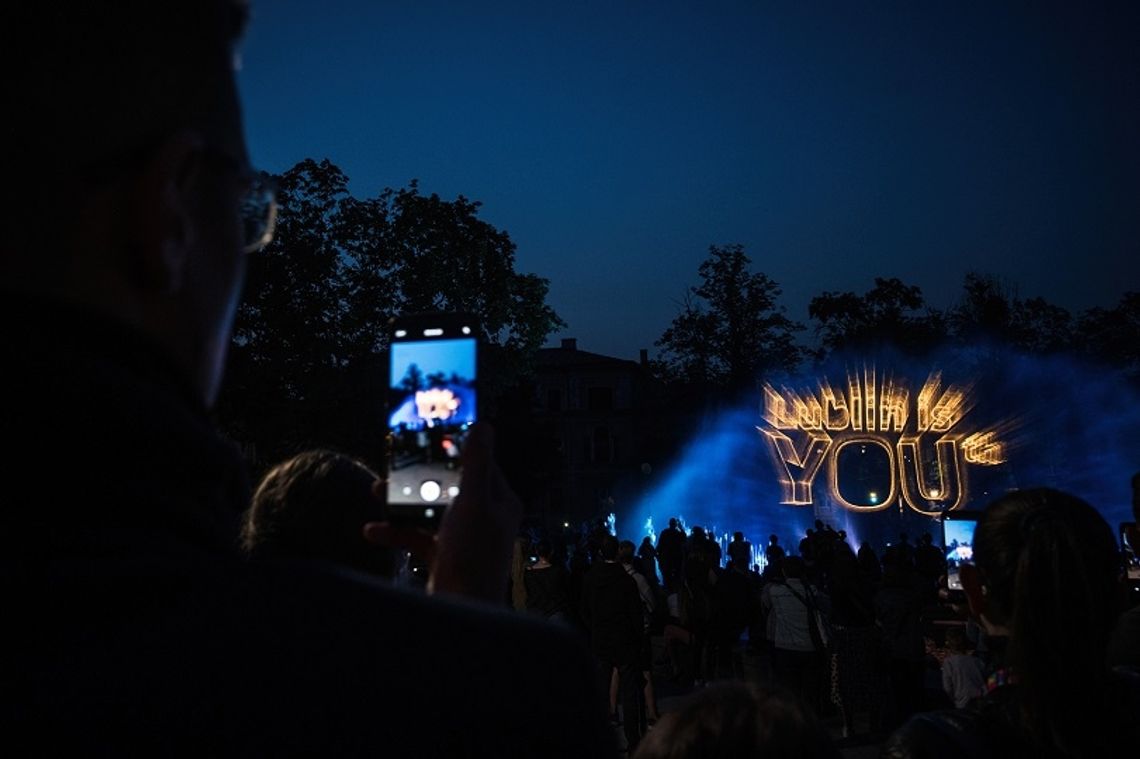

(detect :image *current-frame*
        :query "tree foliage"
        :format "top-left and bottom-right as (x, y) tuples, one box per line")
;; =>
(655, 244), (802, 396)
(1078, 291), (1140, 382)
(808, 277), (947, 357)
(947, 272), (1078, 355)
(217, 158), (564, 466)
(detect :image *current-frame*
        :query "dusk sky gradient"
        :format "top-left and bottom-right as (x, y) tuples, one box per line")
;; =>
(238, 1), (1139, 361)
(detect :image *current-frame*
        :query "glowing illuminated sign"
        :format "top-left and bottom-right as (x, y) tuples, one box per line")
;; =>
(759, 367), (1007, 515)
(415, 388), (460, 425)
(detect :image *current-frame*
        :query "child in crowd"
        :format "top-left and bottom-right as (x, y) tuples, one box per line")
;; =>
(940, 627), (985, 708)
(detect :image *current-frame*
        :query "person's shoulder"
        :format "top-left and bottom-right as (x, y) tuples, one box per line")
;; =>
(232, 560), (613, 754)
(882, 708), (991, 759)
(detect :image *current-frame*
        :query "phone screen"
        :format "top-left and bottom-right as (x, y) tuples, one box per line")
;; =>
(386, 324), (477, 514)
(1122, 523), (1140, 581)
(943, 513), (979, 591)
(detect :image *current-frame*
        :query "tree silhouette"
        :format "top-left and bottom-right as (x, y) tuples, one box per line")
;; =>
(655, 244), (802, 396)
(402, 364), (426, 393)
(809, 277), (946, 358)
(1079, 291), (1140, 384)
(217, 159), (564, 467)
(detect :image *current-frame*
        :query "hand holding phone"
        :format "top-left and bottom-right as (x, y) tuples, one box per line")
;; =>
(364, 423), (523, 603)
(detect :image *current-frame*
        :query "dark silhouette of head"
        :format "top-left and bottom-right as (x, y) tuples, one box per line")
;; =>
(733, 531), (744, 541)
(782, 556), (805, 580)
(4, 1), (259, 409)
(632, 682), (839, 759)
(618, 539), (636, 565)
(600, 534), (620, 561)
(669, 518), (679, 529)
(769, 534), (779, 544)
(965, 487), (1120, 753)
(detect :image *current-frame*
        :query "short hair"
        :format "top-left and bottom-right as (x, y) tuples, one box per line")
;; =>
(242, 450), (393, 576)
(633, 682), (839, 759)
(618, 540), (636, 564)
(733, 531), (744, 541)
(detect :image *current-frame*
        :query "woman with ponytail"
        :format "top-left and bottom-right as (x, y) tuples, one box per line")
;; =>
(882, 487), (1140, 758)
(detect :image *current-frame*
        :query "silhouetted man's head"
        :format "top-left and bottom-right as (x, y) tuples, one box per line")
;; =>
(5, 1), (271, 409)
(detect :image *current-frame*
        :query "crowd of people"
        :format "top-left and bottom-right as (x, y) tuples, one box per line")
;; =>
(5, 2), (1138, 756)
(237, 448), (1140, 757)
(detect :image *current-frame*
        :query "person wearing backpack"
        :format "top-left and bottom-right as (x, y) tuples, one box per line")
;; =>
(761, 556), (832, 711)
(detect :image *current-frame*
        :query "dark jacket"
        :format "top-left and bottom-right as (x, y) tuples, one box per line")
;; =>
(580, 560), (643, 664)
(882, 670), (1140, 759)
(524, 563), (571, 618)
(2, 295), (614, 757)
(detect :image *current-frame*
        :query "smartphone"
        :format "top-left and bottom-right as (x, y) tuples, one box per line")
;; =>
(942, 510), (981, 591)
(1122, 523), (1140, 581)
(385, 313), (478, 526)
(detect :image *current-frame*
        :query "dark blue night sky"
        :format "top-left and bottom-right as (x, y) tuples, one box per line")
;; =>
(238, 1), (1139, 361)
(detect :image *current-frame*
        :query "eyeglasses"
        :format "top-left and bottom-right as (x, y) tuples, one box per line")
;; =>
(237, 171), (278, 254)
(79, 139), (278, 254)
(200, 146), (278, 254)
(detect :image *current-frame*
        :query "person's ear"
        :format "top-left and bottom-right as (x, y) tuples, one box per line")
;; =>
(960, 563), (986, 619)
(129, 130), (204, 294)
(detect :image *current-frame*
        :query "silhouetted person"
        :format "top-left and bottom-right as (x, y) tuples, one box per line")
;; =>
(876, 549), (925, 729)
(766, 533), (786, 565)
(582, 535), (646, 752)
(2, 4), (612, 755)
(914, 531), (945, 597)
(525, 539), (571, 622)
(727, 530), (752, 569)
(799, 528), (815, 564)
(761, 556), (830, 711)
(885, 488), (1140, 757)
(657, 517), (685, 592)
(638, 535), (660, 586)
(857, 540), (881, 584)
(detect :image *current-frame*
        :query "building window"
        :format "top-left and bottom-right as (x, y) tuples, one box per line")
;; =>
(547, 387), (562, 411)
(587, 386), (613, 412)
